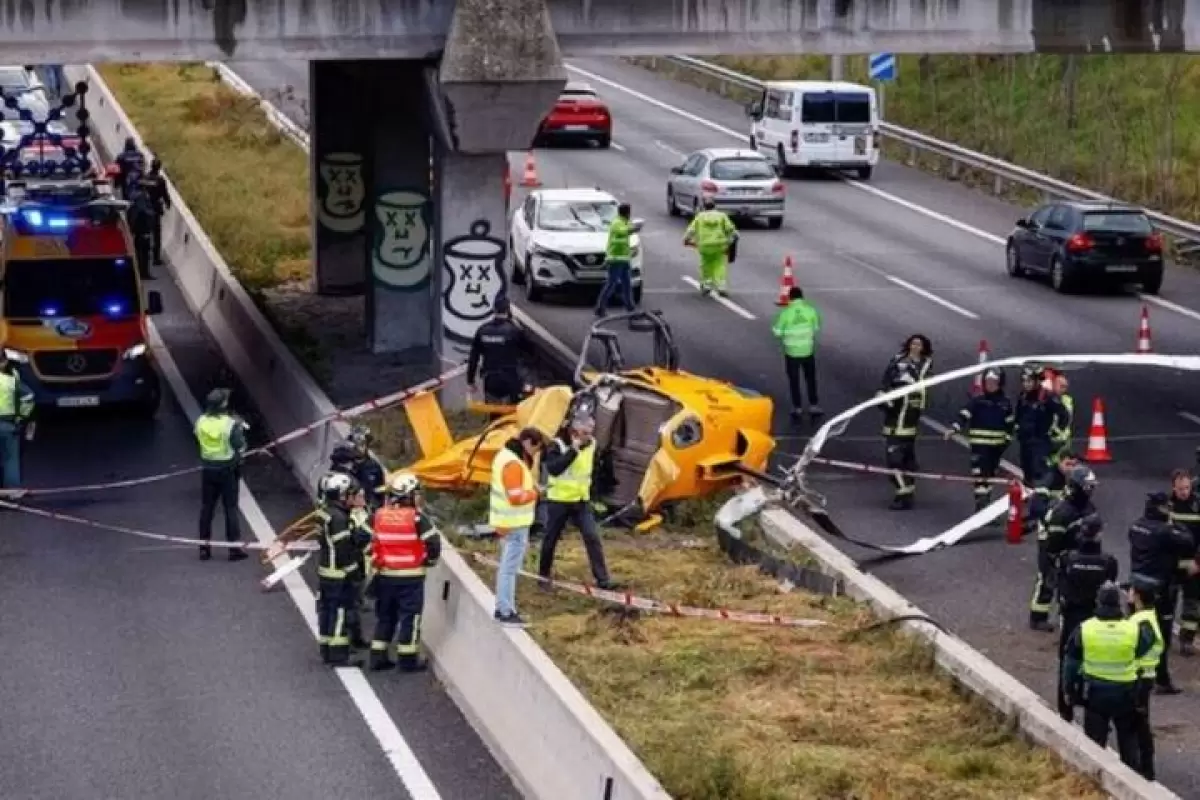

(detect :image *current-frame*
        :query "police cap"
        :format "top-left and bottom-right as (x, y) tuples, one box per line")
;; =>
(1095, 581), (1123, 610)
(1129, 573), (1162, 595)
(1078, 514), (1103, 540)
(493, 295), (511, 316)
(1145, 491), (1170, 516)
(205, 388), (231, 413)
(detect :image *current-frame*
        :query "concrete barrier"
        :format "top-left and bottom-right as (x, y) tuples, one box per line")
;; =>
(760, 509), (1180, 800)
(68, 63), (670, 800)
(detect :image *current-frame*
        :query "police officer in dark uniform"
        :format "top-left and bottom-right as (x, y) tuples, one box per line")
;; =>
(126, 178), (157, 281)
(1030, 464), (1097, 632)
(145, 158), (170, 266)
(1127, 576), (1167, 781)
(878, 334), (932, 511)
(114, 137), (145, 199)
(1166, 469), (1200, 656)
(466, 296), (531, 404)
(947, 367), (1014, 513)
(1015, 364), (1069, 489)
(1129, 491), (1196, 693)
(315, 471), (364, 667)
(346, 424), (387, 512)
(1056, 515), (1118, 721)
(1024, 452), (1080, 537)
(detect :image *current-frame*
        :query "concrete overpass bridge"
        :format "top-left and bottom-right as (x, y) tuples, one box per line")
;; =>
(53, 0), (1193, 365)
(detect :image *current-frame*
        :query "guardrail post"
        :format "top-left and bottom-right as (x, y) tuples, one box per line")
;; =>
(907, 145), (917, 167)
(993, 174), (1004, 195)
(949, 160), (960, 180)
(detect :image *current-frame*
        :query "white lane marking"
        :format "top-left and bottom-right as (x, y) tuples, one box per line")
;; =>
(679, 276), (757, 319)
(146, 322), (444, 800)
(1179, 411), (1200, 427)
(654, 140), (684, 158)
(884, 275), (981, 320)
(610, 140), (627, 152)
(919, 417), (1024, 479)
(571, 61), (1200, 326)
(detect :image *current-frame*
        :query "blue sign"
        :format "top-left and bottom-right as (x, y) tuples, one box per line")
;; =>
(869, 53), (896, 82)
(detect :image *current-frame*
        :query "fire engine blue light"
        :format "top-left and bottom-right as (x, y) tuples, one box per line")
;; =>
(21, 209), (70, 229)
(47, 217), (69, 229)
(24, 209), (42, 226)
(41, 306), (59, 316)
(105, 302), (124, 316)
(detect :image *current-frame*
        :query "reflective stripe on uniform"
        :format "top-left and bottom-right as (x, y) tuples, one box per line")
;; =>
(967, 429), (1009, 446)
(195, 414), (235, 461)
(1130, 608), (1164, 674)
(489, 448), (536, 529)
(546, 442), (595, 503)
(1080, 617), (1139, 684)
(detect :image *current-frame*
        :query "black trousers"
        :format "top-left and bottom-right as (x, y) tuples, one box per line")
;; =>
(1155, 586), (1178, 687)
(539, 500), (610, 584)
(884, 436), (917, 499)
(1030, 539), (1057, 624)
(1179, 574), (1200, 643)
(134, 230), (154, 279)
(483, 371), (523, 404)
(317, 577), (356, 664)
(152, 213), (163, 264)
(1018, 438), (1051, 487)
(783, 354), (818, 409)
(1082, 687), (1141, 774)
(199, 467), (241, 543)
(371, 576), (426, 666)
(969, 444), (1005, 509)
(1057, 607), (1090, 720)
(1134, 680), (1156, 781)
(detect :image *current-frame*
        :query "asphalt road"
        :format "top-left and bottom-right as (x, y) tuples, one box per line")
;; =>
(0, 81), (515, 800)
(235, 56), (1200, 796)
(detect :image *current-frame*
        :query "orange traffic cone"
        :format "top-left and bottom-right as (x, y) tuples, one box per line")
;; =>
(775, 255), (796, 306)
(1083, 397), (1113, 463)
(520, 152), (541, 188)
(970, 339), (990, 395)
(1137, 305), (1152, 354)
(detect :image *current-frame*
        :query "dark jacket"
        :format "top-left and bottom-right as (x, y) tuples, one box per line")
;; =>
(1027, 467), (1068, 532)
(115, 146), (145, 196)
(146, 168), (171, 215)
(879, 353), (932, 439)
(1015, 389), (1068, 442)
(952, 389), (1015, 446)
(1039, 493), (1096, 558)
(318, 505), (361, 580)
(350, 454), (387, 508)
(467, 317), (529, 385)
(1058, 543), (1119, 614)
(1168, 493), (1200, 551)
(1129, 514), (1195, 586)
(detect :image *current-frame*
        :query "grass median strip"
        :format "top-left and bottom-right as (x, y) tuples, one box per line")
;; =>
(105, 62), (1105, 799)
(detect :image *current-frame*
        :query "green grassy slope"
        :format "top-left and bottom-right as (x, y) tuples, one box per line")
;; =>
(707, 54), (1200, 221)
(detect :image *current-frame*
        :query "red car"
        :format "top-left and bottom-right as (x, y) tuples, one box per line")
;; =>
(535, 82), (612, 148)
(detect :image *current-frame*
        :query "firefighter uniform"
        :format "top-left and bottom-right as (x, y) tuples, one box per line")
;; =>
(1030, 465), (1097, 631)
(879, 349), (932, 511)
(1129, 577), (1166, 781)
(315, 474), (363, 666)
(1062, 586), (1154, 774)
(1129, 491), (1195, 690)
(950, 369), (1014, 512)
(1168, 489), (1200, 655)
(346, 504), (373, 650)
(1055, 516), (1117, 721)
(1025, 456), (1076, 537)
(1050, 389), (1074, 466)
(369, 473), (441, 672)
(1015, 366), (1069, 488)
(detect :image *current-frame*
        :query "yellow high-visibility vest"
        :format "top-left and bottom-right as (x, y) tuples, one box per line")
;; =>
(1130, 609), (1163, 675)
(489, 448), (536, 529)
(1080, 617), (1139, 684)
(546, 442), (595, 503)
(195, 414), (235, 462)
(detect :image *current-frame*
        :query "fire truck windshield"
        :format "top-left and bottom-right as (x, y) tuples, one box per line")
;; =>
(3, 257), (140, 319)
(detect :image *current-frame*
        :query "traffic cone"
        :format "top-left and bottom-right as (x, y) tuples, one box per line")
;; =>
(1137, 305), (1152, 354)
(1083, 397), (1113, 463)
(775, 255), (796, 306)
(1006, 480), (1024, 544)
(970, 339), (990, 395)
(520, 152), (541, 188)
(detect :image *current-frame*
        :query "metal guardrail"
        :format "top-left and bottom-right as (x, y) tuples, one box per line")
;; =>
(657, 54), (1200, 255)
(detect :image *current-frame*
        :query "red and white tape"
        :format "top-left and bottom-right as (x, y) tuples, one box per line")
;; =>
(0, 498), (319, 552)
(0, 364), (467, 499)
(470, 553), (828, 629)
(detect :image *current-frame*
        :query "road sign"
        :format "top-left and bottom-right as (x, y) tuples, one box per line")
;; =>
(869, 53), (896, 82)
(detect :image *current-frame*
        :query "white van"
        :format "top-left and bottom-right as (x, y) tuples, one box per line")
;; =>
(747, 80), (880, 180)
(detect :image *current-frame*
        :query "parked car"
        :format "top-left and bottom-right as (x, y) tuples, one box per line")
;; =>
(534, 82), (611, 148)
(509, 188), (643, 303)
(666, 148), (785, 229)
(1006, 201), (1164, 294)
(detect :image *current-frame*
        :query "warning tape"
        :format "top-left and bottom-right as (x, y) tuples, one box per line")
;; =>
(0, 498), (320, 553)
(0, 364), (467, 499)
(469, 553), (829, 628)
(807, 455), (1008, 485)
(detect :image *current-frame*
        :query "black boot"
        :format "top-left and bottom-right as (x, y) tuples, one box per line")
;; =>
(369, 652), (396, 671)
(889, 496), (914, 511)
(198, 545), (212, 561)
(228, 547), (248, 562)
(398, 655), (429, 673)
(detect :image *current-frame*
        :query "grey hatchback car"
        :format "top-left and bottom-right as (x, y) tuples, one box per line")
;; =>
(667, 147), (785, 229)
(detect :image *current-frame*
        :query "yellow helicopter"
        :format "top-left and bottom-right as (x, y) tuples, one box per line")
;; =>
(398, 310), (776, 529)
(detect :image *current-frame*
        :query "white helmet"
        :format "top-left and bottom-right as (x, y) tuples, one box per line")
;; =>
(319, 471), (356, 503)
(387, 472), (420, 499)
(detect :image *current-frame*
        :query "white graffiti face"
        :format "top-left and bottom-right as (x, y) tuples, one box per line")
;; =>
(318, 152), (365, 234)
(442, 219), (506, 347)
(372, 189), (431, 288)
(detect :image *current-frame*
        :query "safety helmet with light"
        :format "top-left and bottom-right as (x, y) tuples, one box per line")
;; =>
(386, 472), (421, 502)
(318, 471), (358, 505)
(1067, 465), (1097, 494)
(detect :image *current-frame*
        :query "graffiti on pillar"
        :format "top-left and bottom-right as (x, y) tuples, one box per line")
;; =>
(371, 188), (432, 289)
(317, 152), (367, 234)
(442, 220), (507, 354)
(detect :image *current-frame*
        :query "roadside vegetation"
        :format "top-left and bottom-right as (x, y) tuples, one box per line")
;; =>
(105, 62), (1104, 800)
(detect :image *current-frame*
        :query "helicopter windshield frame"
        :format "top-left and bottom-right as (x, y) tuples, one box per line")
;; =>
(573, 309), (681, 388)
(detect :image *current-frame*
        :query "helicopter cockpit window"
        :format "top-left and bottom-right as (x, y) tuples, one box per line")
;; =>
(670, 415), (703, 450)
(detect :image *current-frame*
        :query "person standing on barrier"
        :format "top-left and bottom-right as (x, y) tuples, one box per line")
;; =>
(467, 296), (531, 405)
(1024, 452), (1079, 538)
(1127, 576), (1166, 781)
(1056, 515), (1117, 721)
(0, 350), (34, 494)
(195, 388), (248, 562)
(1167, 470), (1200, 657)
(594, 202), (637, 318)
(490, 426), (546, 626)
(347, 424), (387, 511)
(683, 196), (738, 296)
(1030, 464), (1097, 632)
(1015, 364), (1068, 488)
(1129, 491), (1195, 693)
(315, 472), (363, 667)
(538, 413), (620, 591)
(1062, 581), (1153, 773)
(878, 334), (932, 512)
(369, 472), (440, 672)
(771, 286), (823, 420)
(146, 158), (170, 267)
(946, 367), (1014, 513)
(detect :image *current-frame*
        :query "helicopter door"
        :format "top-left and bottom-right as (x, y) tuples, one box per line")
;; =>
(605, 388), (678, 508)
